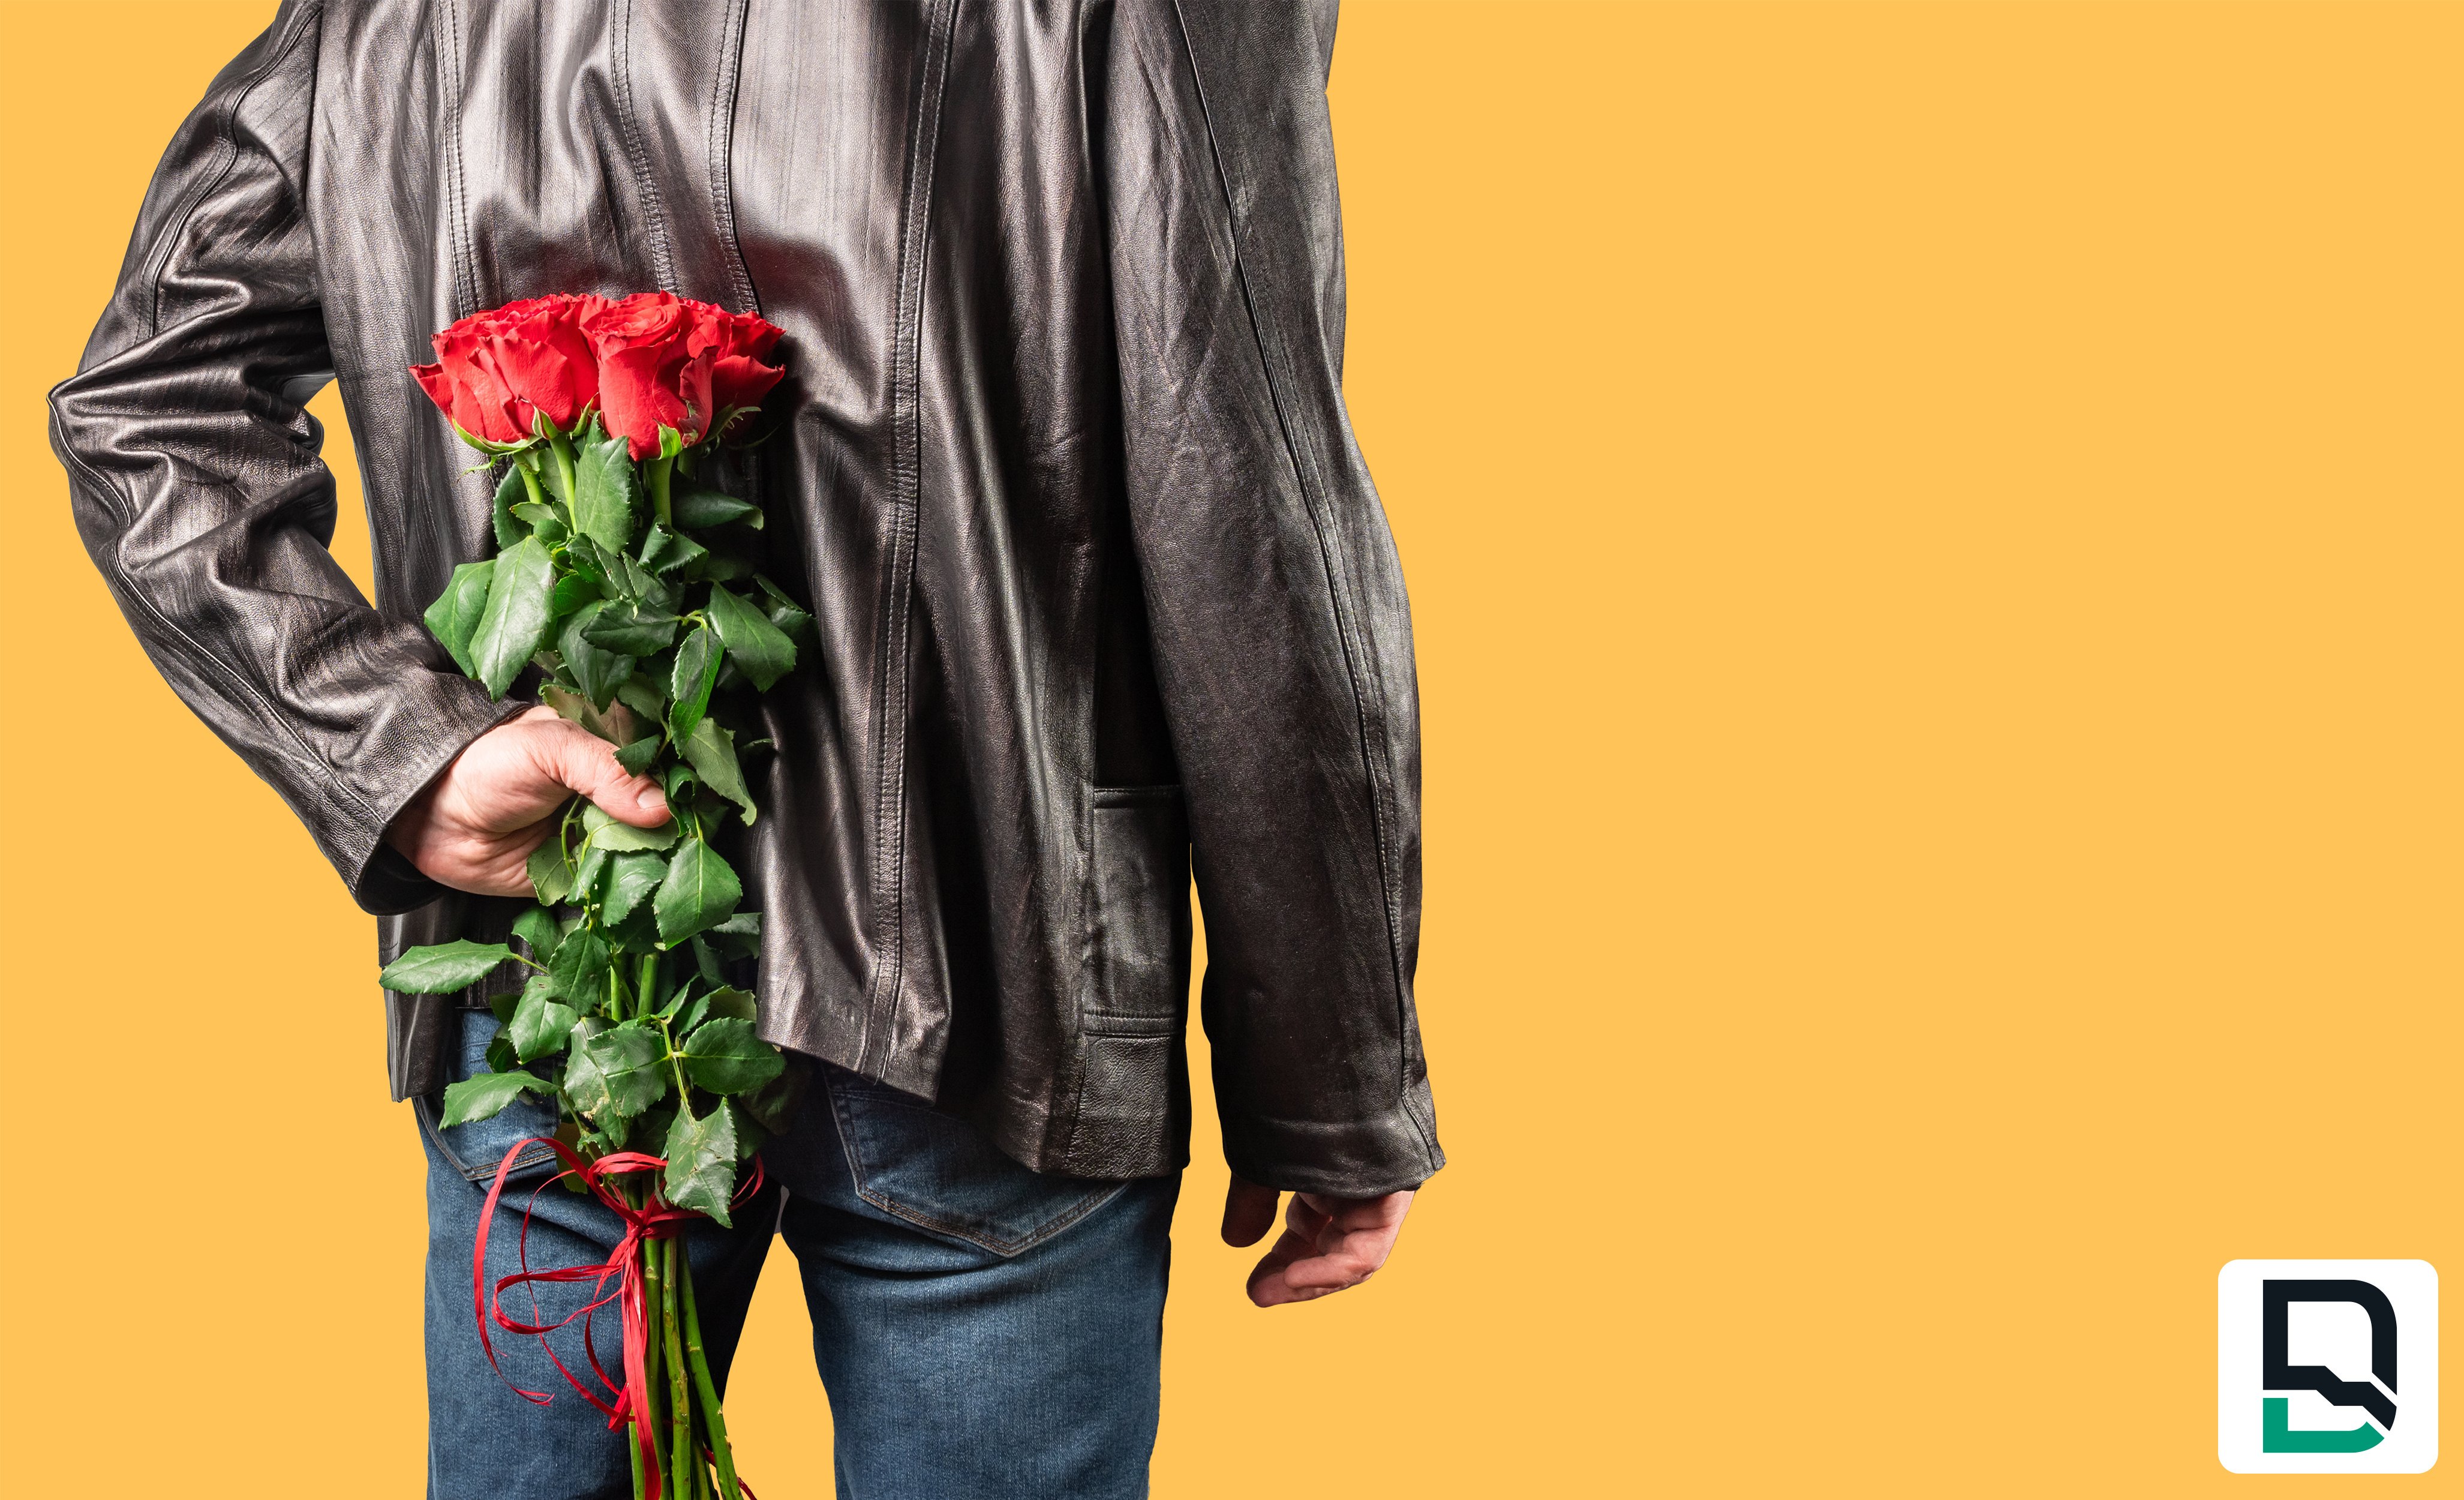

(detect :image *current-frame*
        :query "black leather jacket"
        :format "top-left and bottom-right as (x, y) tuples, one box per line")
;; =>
(51, 0), (1440, 1197)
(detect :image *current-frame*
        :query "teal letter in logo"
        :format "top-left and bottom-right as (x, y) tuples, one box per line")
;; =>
(2264, 1398), (2384, 1453)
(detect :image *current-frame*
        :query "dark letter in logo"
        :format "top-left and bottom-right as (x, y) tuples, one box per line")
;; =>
(2262, 1279), (2397, 1453)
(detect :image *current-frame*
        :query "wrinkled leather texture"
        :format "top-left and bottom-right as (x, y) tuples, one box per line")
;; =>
(50, 0), (1441, 1196)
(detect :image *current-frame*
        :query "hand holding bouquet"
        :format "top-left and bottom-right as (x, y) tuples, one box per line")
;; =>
(379, 290), (803, 1500)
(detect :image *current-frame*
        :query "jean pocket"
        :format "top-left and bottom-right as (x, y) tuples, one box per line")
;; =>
(419, 1009), (563, 1186)
(826, 1070), (1123, 1256)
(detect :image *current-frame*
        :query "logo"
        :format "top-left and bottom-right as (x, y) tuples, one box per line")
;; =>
(2218, 1259), (2438, 1473)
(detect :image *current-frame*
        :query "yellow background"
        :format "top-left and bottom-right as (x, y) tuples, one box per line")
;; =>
(2, 2), (2457, 1494)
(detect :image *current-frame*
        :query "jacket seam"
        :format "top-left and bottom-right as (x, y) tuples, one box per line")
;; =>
(434, 0), (477, 319)
(1161, 2), (1434, 1168)
(145, 4), (321, 337)
(707, 0), (761, 316)
(860, 0), (960, 1072)
(612, 0), (679, 295)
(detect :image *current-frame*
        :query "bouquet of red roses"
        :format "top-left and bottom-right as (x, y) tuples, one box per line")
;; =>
(378, 290), (803, 1500)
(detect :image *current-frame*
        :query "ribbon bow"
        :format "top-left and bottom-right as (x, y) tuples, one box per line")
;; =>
(471, 1136), (762, 1499)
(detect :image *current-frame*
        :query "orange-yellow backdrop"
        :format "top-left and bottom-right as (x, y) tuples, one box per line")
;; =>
(3, 2), (2457, 1495)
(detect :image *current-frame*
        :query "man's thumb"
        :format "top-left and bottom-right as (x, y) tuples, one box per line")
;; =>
(1221, 1177), (1281, 1247)
(537, 715), (669, 826)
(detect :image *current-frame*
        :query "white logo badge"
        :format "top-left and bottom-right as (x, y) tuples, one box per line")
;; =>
(2219, 1259), (2438, 1472)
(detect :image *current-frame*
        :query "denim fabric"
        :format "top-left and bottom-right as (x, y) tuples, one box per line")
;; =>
(421, 1010), (1179, 1500)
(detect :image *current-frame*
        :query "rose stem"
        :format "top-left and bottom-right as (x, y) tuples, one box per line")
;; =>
(628, 1419), (647, 1500)
(513, 454), (549, 511)
(641, 1208), (670, 1494)
(648, 453), (675, 526)
(548, 427), (579, 505)
(680, 1255), (742, 1500)
(665, 1237), (693, 1500)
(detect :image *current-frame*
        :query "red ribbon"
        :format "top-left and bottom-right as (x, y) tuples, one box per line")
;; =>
(471, 1136), (763, 1500)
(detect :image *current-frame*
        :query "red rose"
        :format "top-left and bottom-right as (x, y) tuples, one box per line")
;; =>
(410, 293), (605, 445)
(695, 304), (786, 434)
(584, 292), (720, 459)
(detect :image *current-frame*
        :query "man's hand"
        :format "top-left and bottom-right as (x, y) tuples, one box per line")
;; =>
(384, 706), (670, 896)
(1221, 1175), (1414, 1307)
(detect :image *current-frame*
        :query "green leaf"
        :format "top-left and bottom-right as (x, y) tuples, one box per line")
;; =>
(615, 674), (668, 725)
(674, 983), (756, 1037)
(510, 501), (569, 542)
(562, 1017), (612, 1117)
(422, 560), (497, 677)
(548, 925), (611, 1003)
(563, 534), (614, 592)
(603, 900), (662, 953)
(661, 1102), (740, 1226)
(485, 1028), (519, 1075)
(679, 1017), (784, 1096)
(659, 976), (702, 1021)
(615, 735), (662, 776)
(705, 586), (797, 692)
(671, 488), (761, 530)
(655, 838), (743, 947)
(753, 575), (815, 646)
(623, 554), (676, 611)
(527, 837), (575, 905)
(572, 844), (612, 908)
(636, 525), (710, 577)
(677, 983), (759, 1037)
(491, 466), (528, 548)
(558, 601), (636, 710)
(540, 683), (632, 746)
(740, 1060), (807, 1135)
(439, 1068), (552, 1129)
(379, 940), (515, 994)
(581, 600), (681, 656)
(508, 977), (580, 1061)
(571, 431), (641, 554)
(699, 551), (755, 583)
(582, 1024), (669, 1115)
(510, 905), (563, 962)
(582, 802), (680, 853)
(668, 626), (722, 742)
(600, 850), (669, 926)
(690, 935), (727, 986)
(471, 537), (558, 698)
(548, 571), (602, 620)
(701, 986), (759, 1024)
(703, 909), (762, 960)
(680, 718), (756, 826)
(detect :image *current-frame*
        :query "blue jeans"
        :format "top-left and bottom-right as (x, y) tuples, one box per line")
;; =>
(421, 1012), (1179, 1499)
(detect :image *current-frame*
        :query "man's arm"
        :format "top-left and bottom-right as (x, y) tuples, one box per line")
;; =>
(47, 2), (525, 911)
(1101, 0), (1443, 1226)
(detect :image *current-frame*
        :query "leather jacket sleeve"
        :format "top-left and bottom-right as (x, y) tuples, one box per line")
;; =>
(46, 1), (510, 916)
(1102, 1), (1444, 1196)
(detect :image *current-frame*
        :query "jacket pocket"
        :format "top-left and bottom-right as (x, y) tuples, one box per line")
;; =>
(1068, 785), (1193, 1174)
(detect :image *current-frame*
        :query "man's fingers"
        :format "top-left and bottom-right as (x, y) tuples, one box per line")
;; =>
(1221, 1176), (1281, 1247)
(1246, 1189), (1415, 1308)
(531, 712), (668, 826)
(1245, 1228), (1321, 1307)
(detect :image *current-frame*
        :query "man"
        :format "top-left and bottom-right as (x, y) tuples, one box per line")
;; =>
(52, 2), (1440, 1495)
